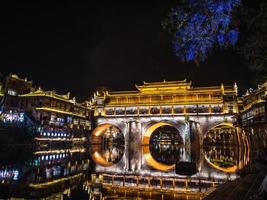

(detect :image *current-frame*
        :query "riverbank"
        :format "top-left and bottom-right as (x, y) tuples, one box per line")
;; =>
(205, 163), (267, 200)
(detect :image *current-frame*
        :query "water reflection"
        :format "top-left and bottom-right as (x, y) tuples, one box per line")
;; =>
(149, 125), (183, 165)
(203, 145), (250, 173)
(0, 146), (91, 199)
(91, 144), (124, 167)
(0, 127), (251, 200)
(149, 142), (182, 165)
(89, 125), (250, 200)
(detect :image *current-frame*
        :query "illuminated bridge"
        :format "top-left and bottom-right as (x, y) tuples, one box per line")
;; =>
(89, 80), (248, 172)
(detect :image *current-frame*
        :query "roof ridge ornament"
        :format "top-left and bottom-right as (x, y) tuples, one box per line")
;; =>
(221, 83), (225, 95)
(234, 82), (238, 93)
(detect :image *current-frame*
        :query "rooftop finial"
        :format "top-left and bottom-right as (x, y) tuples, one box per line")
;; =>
(234, 82), (238, 93)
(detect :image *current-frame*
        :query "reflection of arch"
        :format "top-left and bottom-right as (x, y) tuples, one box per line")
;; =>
(204, 155), (237, 173)
(143, 146), (175, 171)
(91, 123), (123, 144)
(143, 122), (182, 145)
(204, 122), (250, 173)
(91, 124), (124, 167)
(204, 122), (237, 173)
(90, 144), (124, 167)
(91, 151), (113, 167)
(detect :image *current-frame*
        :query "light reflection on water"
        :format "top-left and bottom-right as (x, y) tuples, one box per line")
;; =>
(87, 122), (251, 199)
(0, 134), (250, 200)
(90, 140), (249, 199)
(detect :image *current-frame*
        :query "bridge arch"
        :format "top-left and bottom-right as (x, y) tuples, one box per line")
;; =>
(203, 122), (250, 173)
(142, 121), (185, 145)
(203, 122), (241, 145)
(91, 123), (124, 143)
(142, 121), (184, 171)
(90, 123), (124, 167)
(204, 122), (235, 135)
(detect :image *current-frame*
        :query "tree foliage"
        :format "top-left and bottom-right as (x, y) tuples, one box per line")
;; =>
(163, 0), (241, 64)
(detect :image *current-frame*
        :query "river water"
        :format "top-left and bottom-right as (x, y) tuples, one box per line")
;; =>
(0, 138), (251, 200)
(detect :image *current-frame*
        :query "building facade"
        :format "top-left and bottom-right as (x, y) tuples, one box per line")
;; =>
(241, 81), (267, 149)
(241, 81), (267, 126)
(92, 80), (239, 118)
(0, 74), (92, 144)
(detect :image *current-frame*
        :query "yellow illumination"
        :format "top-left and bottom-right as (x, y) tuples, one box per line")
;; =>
(204, 155), (237, 173)
(91, 151), (114, 167)
(143, 122), (173, 145)
(34, 148), (85, 155)
(35, 107), (86, 118)
(92, 124), (114, 137)
(98, 80), (237, 109)
(29, 173), (82, 188)
(142, 122), (177, 171)
(210, 122), (234, 130)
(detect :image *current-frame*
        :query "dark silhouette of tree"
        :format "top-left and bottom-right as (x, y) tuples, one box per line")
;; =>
(239, 0), (267, 72)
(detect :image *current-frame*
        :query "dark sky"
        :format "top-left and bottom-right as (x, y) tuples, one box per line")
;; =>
(0, 1), (252, 100)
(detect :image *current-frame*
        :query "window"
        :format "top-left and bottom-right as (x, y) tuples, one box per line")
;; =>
(115, 108), (125, 115)
(7, 89), (17, 96)
(139, 107), (149, 114)
(126, 107), (137, 115)
(174, 106), (184, 113)
(106, 108), (114, 115)
(150, 107), (160, 114)
(162, 107), (172, 114)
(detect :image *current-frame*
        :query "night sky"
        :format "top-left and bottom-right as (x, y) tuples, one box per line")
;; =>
(0, 1), (252, 100)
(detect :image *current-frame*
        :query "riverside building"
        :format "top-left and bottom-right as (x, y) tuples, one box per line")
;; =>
(0, 74), (91, 145)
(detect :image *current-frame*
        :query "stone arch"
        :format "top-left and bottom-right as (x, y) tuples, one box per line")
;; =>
(203, 122), (240, 145)
(91, 123), (124, 144)
(203, 122), (250, 173)
(204, 145), (250, 174)
(90, 123), (124, 167)
(142, 121), (184, 171)
(204, 122), (235, 136)
(142, 121), (185, 145)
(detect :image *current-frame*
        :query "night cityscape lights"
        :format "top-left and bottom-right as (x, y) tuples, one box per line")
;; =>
(0, 1), (267, 199)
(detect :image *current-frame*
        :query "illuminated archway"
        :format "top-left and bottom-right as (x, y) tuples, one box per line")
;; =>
(91, 123), (124, 144)
(143, 122), (183, 145)
(204, 122), (250, 173)
(91, 123), (120, 137)
(90, 123), (124, 167)
(142, 122), (182, 171)
(204, 122), (240, 145)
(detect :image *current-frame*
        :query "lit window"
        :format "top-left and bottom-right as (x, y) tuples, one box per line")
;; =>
(7, 89), (17, 96)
